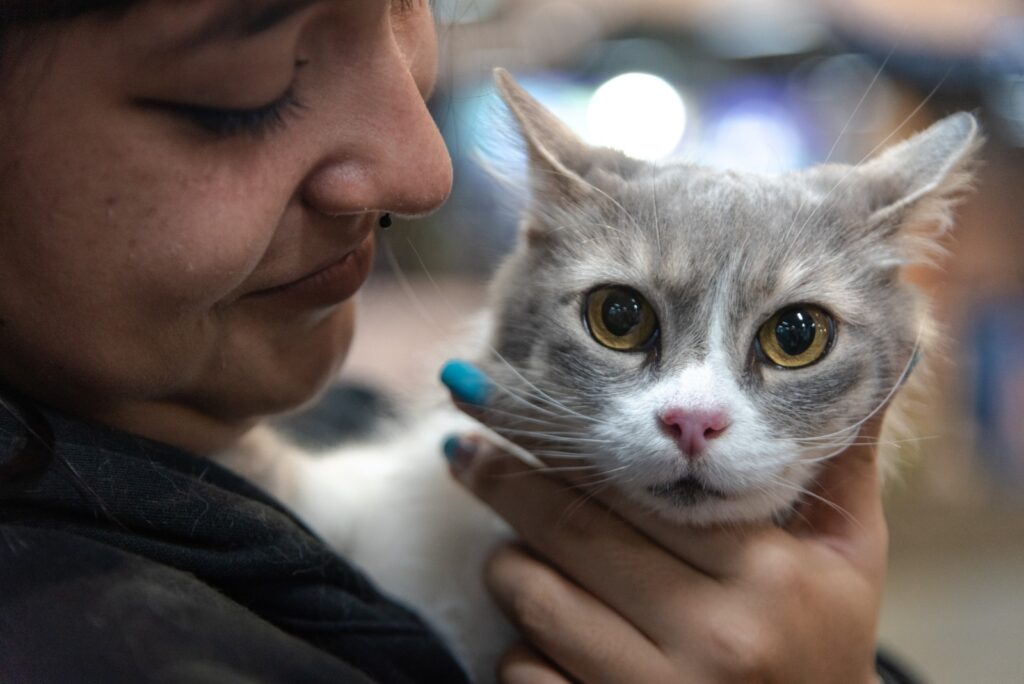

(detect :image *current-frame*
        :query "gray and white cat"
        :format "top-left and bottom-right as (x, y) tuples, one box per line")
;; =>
(223, 71), (980, 682)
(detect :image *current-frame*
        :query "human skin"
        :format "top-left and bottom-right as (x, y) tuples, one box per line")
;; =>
(0, 0), (451, 454)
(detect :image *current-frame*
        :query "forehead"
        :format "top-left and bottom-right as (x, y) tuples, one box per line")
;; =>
(599, 166), (844, 279)
(628, 167), (819, 242)
(566, 164), (873, 322)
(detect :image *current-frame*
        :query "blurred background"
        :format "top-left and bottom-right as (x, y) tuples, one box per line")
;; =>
(342, 0), (1024, 680)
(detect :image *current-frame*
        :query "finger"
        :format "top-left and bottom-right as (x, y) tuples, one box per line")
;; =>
(488, 544), (678, 684)
(440, 358), (490, 423)
(497, 642), (573, 684)
(447, 435), (723, 639)
(788, 416), (888, 570)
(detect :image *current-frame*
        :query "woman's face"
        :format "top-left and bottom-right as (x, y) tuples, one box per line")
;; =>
(0, 0), (452, 451)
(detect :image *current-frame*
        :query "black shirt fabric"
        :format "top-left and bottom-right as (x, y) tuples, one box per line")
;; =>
(0, 394), (470, 684)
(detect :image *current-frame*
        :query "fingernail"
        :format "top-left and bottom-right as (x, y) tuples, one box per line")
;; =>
(440, 359), (491, 406)
(442, 433), (477, 471)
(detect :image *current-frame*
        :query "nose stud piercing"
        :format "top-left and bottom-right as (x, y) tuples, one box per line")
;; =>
(379, 213), (392, 229)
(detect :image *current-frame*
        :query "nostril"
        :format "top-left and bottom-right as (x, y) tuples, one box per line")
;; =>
(662, 420), (682, 437)
(704, 425), (726, 440)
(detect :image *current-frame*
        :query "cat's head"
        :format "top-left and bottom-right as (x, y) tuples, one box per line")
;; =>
(477, 69), (980, 525)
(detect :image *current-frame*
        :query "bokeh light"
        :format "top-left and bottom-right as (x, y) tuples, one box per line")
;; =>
(585, 72), (687, 160)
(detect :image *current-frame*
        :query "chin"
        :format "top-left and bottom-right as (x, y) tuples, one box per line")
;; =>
(193, 376), (327, 424)
(216, 301), (358, 420)
(198, 345), (352, 424)
(631, 484), (801, 527)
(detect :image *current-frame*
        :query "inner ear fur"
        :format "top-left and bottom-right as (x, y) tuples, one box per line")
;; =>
(494, 68), (595, 206)
(860, 113), (982, 261)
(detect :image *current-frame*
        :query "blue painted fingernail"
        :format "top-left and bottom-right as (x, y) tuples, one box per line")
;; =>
(443, 434), (462, 462)
(440, 359), (491, 406)
(442, 433), (477, 470)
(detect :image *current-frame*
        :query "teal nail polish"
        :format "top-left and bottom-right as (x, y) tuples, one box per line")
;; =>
(440, 359), (491, 406)
(441, 433), (476, 470)
(442, 435), (462, 462)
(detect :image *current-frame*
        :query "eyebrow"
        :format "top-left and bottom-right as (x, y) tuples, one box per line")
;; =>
(175, 0), (327, 50)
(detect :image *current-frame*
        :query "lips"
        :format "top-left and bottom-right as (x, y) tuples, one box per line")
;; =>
(247, 231), (375, 309)
(647, 476), (728, 506)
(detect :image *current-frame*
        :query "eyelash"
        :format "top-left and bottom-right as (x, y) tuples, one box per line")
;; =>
(151, 86), (306, 139)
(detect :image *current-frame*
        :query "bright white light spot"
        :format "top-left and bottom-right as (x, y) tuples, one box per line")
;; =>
(586, 73), (687, 161)
(701, 107), (804, 173)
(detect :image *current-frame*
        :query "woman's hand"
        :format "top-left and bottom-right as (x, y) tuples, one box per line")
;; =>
(447, 425), (887, 683)
(439, 359), (888, 683)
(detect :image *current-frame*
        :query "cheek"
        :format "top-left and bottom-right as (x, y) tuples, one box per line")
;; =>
(754, 358), (873, 439)
(122, 178), (278, 307)
(3, 99), (281, 308)
(0, 124), (284, 400)
(594, 392), (677, 472)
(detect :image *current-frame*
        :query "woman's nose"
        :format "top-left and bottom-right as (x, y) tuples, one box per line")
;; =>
(301, 45), (453, 218)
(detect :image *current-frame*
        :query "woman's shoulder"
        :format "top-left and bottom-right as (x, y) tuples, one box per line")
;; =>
(0, 395), (470, 684)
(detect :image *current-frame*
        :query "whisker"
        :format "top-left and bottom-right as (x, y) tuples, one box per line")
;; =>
(789, 66), (953, 244)
(650, 161), (662, 254)
(492, 426), (606, 445)
(764, 473), (862, 530)
(820, 43), (899, 165)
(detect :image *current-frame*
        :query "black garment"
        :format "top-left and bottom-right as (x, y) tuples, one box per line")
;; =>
(877, 649), (924, 684)
(0, 394), (470, 684)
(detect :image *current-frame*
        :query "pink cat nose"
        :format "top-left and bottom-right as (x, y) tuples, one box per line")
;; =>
(659, 408), (730, 458)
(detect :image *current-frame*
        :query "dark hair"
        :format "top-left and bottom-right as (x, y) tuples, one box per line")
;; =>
(0, 0), (140, 24)
(0, 1), (143, 71)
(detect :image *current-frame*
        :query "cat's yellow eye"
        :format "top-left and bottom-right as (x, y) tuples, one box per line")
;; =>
(585, 286), (658, 351)
(757, 305), (834, 368)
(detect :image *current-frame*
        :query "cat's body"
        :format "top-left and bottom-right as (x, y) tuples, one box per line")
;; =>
(221, 72), (979, 682)
(224, 360), (517, 681)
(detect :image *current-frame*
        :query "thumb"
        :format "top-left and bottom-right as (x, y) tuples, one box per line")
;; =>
(788, 415), (888, 562)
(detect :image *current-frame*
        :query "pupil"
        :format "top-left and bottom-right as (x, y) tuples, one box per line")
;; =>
(775, 310), (816, 356)
(602, 291), (643, 336)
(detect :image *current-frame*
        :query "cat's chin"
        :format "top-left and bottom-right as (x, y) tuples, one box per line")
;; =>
(634, 484), (799, 527)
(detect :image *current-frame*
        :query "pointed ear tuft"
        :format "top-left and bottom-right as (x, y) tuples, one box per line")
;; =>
(867, 112), (980, 211)
(859, 112), (982, 263)
(493, 68), (597, 209)
(494, 69), (586, 169)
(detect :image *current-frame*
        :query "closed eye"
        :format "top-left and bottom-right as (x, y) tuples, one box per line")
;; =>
(141, 86), (306, 138)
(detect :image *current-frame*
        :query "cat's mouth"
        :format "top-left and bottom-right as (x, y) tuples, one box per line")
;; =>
(646, 476), (728, 506)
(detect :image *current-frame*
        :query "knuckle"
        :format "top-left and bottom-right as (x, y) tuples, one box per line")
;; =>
(495, 643), (536, 684)
(704, 611), (778, 680)
(753, 544), (804, 592)
(503, 571), (564, 640)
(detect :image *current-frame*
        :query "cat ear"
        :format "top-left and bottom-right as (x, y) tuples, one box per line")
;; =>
(855, 112), (981, 261)
(493, 68), (600, 211)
